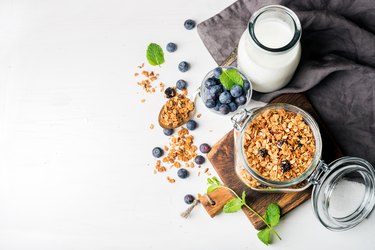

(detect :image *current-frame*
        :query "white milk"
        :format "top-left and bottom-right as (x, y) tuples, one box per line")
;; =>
(237, 7), (301, 93)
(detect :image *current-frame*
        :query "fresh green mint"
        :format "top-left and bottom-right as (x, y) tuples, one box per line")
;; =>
(206, 177), (282, 245)
(146, 43), (165, 66)
(257, 203), (281, 245)
(219, 69), (244, 90)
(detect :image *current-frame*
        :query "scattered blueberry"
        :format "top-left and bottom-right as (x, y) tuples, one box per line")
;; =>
(186, 120), (197, 130)
(244, 80), (251, 91)
(276, 140), (286, 148)
(219, 91), (232, 104)
(234, 95), (247, 106)
(199, 143), (211, 154)
(209, 85), (223, 97)
(152, 147), (164, 158)
(280, 160), (291, 172)
(184, 19), (196, 30)
(205, 77), (217, 88)
(163, 128), (174, 136)
(166, 42), (177, 52)
(228, 102), (238, 112)
(298, 142), (303, 148)
(213, 101), (222, 111)
(178, 61), (190, 72)
(230, 85), (243, 98)
(205, 99), (216, 108)
(177, 168), (189, 179)
(258, 148), (268, 158)
(219, 104), (230, 115)
(176, 79), (187, 90)
(184, 194), (195, 204)
(213, 67), (222, 79)
(195, 155), (205, 165)
(164, 87), (176, 98)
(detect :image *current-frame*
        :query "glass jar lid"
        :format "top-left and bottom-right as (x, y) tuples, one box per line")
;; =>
(311, 157), (375, 231)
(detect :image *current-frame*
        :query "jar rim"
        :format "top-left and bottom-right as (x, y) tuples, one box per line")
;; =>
(248, 5), (302, 53)
(237, 103), (323, 188)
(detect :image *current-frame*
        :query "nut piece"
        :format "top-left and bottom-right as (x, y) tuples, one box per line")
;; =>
(242, 109), (316, 182)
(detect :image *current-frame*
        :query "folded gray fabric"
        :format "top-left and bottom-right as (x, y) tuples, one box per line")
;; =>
(197, 0), (375, 165)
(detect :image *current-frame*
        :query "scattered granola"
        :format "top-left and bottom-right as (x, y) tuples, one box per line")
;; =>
(149, 123), (154, 129)
(159, 94), (195, 128)
(242, 109), (316, 182)
(167, 176), (176, 183)
(140, 99), (146, 103)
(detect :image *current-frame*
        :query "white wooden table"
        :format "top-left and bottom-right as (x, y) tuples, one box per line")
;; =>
(0, 0), (374, 249)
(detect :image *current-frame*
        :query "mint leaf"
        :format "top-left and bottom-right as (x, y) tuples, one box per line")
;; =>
(146, 43), (165, 66)
(257, 228), (271, 245)
(207, 178), (214, 185)
(223, 198), (243, 213)
(265, 203), (280, 227)
(241, 191), (246, 203)
(212, 176), (222, 186)
(207, 184), (220, 193)
(219, 69), (244, 90)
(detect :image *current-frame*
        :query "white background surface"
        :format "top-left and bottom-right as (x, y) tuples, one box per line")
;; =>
(0, 0), (374, 249)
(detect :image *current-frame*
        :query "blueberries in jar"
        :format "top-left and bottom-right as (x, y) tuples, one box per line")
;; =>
(178, 61), (190, 72)
(209, 84), (223, 97)
(228, 102), (238, 112)
(184, 19), (196, 30)
(164, 87), (176, 98)
(205, 77), (217, 88)
(243, 80), (251, 92)
(184, 194), (195, 204)
(186, 120), (197, 130)
(205, 99), (216, 108)
(230, 85), (243, 98)
(219, 91), (232, 104)
(213, 101), (222, 111)
(177, 168), (189, 179)
(152, 147), (164, 158)
(163, 128), (174, 136)
(258, 148), (268, 158)
(195, 155), (205, 164)
(213, 67), (222, 79)
(280, 160), (291, 172)
(219, 104), (230, 115)
(166, 42), (177, 52)
(199, 143), (211, 154)
(234, 95), (247, 106)
(176, 79), (187, 90)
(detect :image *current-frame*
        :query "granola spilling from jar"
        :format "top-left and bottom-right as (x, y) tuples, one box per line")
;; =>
(242, 109), (316, 182)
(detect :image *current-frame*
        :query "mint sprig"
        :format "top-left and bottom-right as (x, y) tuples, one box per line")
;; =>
(146, 43), (165, 66)
(219, 69), (244, 90)
(206, 177), (282, 245)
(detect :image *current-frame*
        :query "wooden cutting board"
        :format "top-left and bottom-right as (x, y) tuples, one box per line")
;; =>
(205, 93), (344, 230)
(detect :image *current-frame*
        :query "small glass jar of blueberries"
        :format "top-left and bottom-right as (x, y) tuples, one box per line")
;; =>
(200, 67), (252, 115)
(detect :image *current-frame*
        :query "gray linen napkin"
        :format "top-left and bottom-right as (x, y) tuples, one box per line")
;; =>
(197, 0), (375, 165)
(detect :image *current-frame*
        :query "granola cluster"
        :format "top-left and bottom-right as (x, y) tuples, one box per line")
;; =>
(242, 109), (316, 182)
(159, 94), (195, 128)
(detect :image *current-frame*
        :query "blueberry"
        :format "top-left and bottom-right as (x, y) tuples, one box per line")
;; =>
(166, 42), (177, 53)
(205, 99), (216, 108)
(219, 104), (230, 115)
(213, 67), (222, 79)
(209, 84), (223, 97)
(230, 85), (243, 98)
(195, 155), (205, 164)
(176, 79), (187, 90)
(184, 194), (195, 204)
(163, 128), (174, 136)
(228, 102), (238, 112)
(178, 61), (190, 72)
(205, 77), (217, 88)
(234, 95), (247, 106)
(184, 19), (196, 30)
(152, 147), (164, 158)
(280, 160), (291, 172)
(258, 148), (267, 158)
(186, 120), (197, 130)
(199, 143), (211, 154)
(219, 91), (232, 104)
(164, 87), (176, 98)
(204, 90), (217, 101)
(177, 168), (189, 179)
(244, 80), (251, 91)
(213, 101), (222, 111)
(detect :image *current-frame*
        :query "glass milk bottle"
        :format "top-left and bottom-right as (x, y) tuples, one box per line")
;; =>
(237, 5), (302, 93)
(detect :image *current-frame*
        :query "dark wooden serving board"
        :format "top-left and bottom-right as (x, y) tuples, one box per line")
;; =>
(205, 93), (344, 230)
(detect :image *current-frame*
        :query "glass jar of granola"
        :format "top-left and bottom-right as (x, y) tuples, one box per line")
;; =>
(232, 103), (375, 231)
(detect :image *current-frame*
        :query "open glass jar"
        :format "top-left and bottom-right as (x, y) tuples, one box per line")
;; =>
(232, 103), (375, 231)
